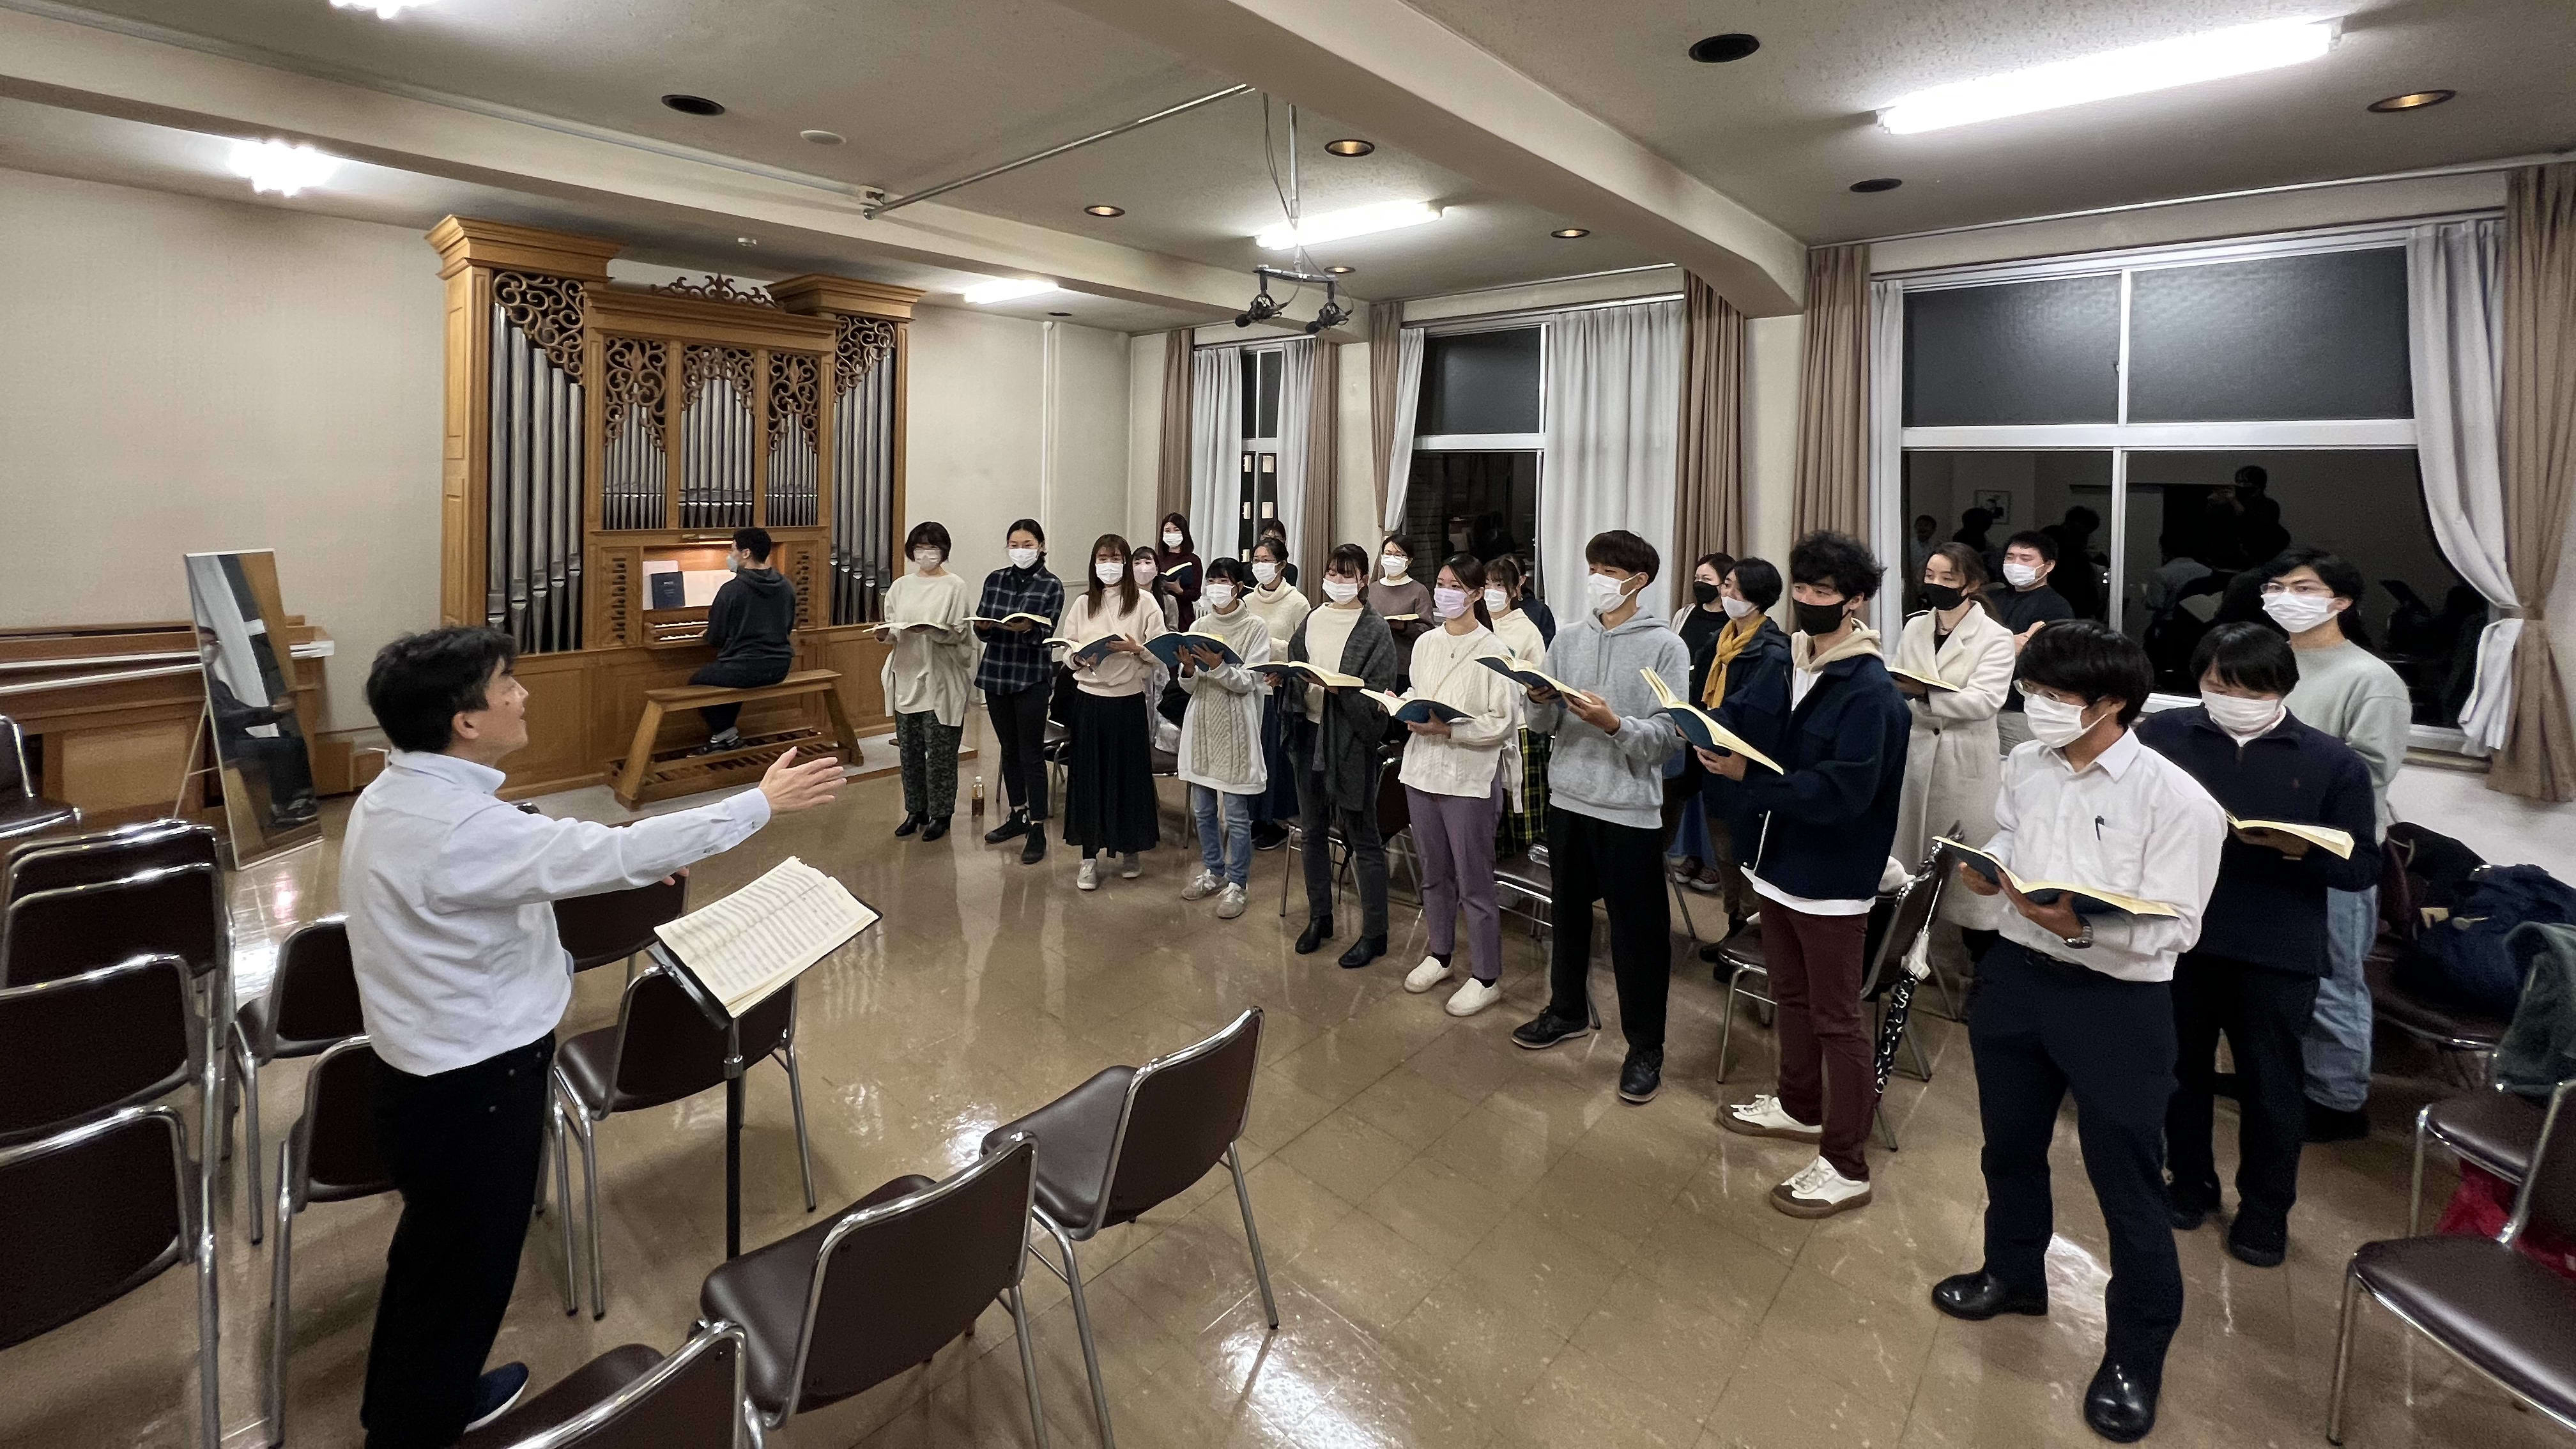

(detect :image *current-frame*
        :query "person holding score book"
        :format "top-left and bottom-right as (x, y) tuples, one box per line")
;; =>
(1889, 543), (2016, 956)
(880, 521), (976, 842)
(1059, 533), (1165, 892)
(1931, 620), (2222, 1447)
(972, 518), (1064, 864)
(1393, 555), (1524, 1018)
(1689, 557), (1790, 946)
(1704, 531), (1909, 1220)
(2136, 622), (2380, 1271)
(342, 626), (843, 1448)
(1174, 558), (1274, 920)
(1282, 544), (1400, 965)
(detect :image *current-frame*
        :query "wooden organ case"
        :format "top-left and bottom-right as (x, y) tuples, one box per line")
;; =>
(430, 217), (918, 796)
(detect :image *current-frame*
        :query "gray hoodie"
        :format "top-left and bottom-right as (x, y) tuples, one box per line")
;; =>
(1529, 609), (1689, 829)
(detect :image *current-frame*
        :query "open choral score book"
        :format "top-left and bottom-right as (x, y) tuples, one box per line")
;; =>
(1935, 838), (2183, 920)
(1143, 629), (1244, 671)
(2225, 815), (2357, 859)
(970, 612), (1055, 630)
(1043, 634), (1123, 668)
(1360, 690), (1469, 726)
(1885, 664), (1959, 693)
(1474, 656), (1596, 702)
(652, 857), (880, 1018)
(1253, 659), (1366, 689)
(1640, 669), (1783, 773)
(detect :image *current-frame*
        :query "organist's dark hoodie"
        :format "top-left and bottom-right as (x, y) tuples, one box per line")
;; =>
(706, 567), (796, 670)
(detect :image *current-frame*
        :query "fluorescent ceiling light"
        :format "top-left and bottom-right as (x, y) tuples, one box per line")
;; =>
(330, 0), (432, 16)
(1255, 200), (1440, 251)
(228, 139), (341, 196)
(1876, 17), (2338, 134)
(963, 278), (1059, 305)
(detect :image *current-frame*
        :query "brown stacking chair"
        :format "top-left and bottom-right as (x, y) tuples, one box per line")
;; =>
(1, 818), (221, 910)
(698, 1135), (1049, 1445)
(1, 860), (228, 988)
(983, 1008), (1276, 1449)
(455, 1322), (753, 1449)
(0, 714), (79, 843)
(2411, 1088), (2550, 1235)
(553, 877), (689, 977)
(231, 917), (364, 1245)
(0, 1105), (218, 1449)
(553, 969), (815, 1318)
(267, 1037), (579, 1446)
(0, 953), (206, 1147)
(2329, 1078), (2576, 1444)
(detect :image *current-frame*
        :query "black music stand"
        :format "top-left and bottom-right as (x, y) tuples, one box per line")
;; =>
(644, 939), (751, 1259)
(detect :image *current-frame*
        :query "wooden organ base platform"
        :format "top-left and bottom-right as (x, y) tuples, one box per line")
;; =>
(612, 668), (859, 809)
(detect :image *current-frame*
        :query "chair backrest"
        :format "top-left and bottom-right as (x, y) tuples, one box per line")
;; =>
(2, 819), (220, 903)
(2504, 1079), (2576, 1246)
(608, 970), (795, 1110)
(1861, 864), (1946, 1001)
(267, 917), (364, 1056)
(1098, 1008), (1264, 1231)
(0, 714), (27, 802)
(294, 1037), (395, 1206)
(1373, 755), (1412, 838)
(0, 1105), (195, 1351)
(0, 953), (199, 1145)
(785, 1135), (1036, 1418)
(1, 862), (227, 986)
(554, 879), (689, 972)
(497, 1323), (749, 1449)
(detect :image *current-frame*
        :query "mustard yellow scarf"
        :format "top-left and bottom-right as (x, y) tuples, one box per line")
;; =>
(1701, 615), (1770, 711)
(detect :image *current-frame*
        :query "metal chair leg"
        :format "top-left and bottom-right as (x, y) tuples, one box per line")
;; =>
(1008, 1285), (1051, 1449)
(551, 1102), (576, 1315)
(197, 1204), (220, 1449)
(1669, 880), (1700, 946)
(1875, 1103), (1899, 1152)
(1041, 1216), (1115, 1449)
(266, 1139), (295, 1445)
(782, 1043), (817, 1213)
(1228, 1143), (1279, 1330)
(2327, 1269), (2363, 1444)
(236, 1025), (266, 1245)
(2408, 1104), (2430, 1237)
(1717, 972), (1742, 1084)
(1905, 1015), (1935, 1082)
(577, 1112), (606, 1320)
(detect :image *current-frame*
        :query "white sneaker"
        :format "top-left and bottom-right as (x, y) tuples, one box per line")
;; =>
(1077, 859), (1099, 892)
(1215, 884), (1248, 919)
(1770, 1154), (1873, 1218)
(1119, 852), (1142, 880)
(1402, 956), (1453, 993)
(1445, 978), (1504, 1017)
(1181, 870), (1222, 901)
(1722, 1094), (1823, 1142)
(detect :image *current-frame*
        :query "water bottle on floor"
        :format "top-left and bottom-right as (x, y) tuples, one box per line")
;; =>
(971, 774), (986, 819)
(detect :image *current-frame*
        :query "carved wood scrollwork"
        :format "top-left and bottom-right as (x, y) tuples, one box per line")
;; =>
(682, 345), (757, 411)
(647, 274), (780, 309)
(493, 270), (585, 380)
(767, 351), (820, 453)
(602, 552), (632, 647)
(835, 316), (898, 396)
(602, 336), (667, 436)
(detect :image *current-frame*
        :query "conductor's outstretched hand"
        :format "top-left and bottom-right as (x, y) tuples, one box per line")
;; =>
(760, 747), (845, 815)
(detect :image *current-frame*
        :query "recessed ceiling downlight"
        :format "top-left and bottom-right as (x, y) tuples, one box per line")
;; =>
(329, 0), (431, 17)
(661, 94), (726, 117)
(1326, 265), (1355, 274)
(2368, 89), (2455, 112)
(229, 139), (340, 196)
(1850, 177), (1903, 194)
(1084, 204), (1126, 217)
(1689, 33), (1760, 63)
(800, 129), (845, 144)
(1551, 227), (1591, 239)
(1324, 139), (1376, 157)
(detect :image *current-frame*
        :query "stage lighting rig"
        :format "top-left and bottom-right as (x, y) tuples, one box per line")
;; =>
(1239, 266), (1349, 333)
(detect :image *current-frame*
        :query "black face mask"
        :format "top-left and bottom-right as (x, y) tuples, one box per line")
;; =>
(1691, 580), (1721, 606)
(1919, 582), (1965, 612)
(1793, 599), (1849, 636)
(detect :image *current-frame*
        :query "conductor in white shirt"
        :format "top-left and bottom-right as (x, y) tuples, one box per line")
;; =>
(343, 627), (841, 1446)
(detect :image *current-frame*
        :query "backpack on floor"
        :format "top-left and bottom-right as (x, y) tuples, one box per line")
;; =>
(2396, 864), (2576, 1018)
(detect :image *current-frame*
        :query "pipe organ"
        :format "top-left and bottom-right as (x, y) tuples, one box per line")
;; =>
(431, 217), (918, 796)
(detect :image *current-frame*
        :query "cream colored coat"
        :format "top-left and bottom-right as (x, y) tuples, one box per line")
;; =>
(1891, 604), (2016, 928)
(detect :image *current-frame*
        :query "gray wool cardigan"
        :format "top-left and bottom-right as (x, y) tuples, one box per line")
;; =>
(1285, 606), (1399, 811)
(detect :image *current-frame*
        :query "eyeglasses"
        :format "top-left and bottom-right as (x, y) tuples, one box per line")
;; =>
(2258, 581), (2334, 597)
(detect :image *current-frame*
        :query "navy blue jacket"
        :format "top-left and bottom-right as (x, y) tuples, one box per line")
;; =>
(1712, 639), (1910, 901)
(2136, 705), (2383, 977)
(1701, 620), (1791, 847)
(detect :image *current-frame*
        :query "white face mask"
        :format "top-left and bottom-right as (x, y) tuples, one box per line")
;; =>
(1133, 561), (1158, 586)
(912, 548), (941, 571)
(1252, 561), (1280, 587)
(1008, 546), (1041, 570)
(1204, 581), (1237, 610)
(1162, 530), (1184, 550)
(2002, 560), (2041, 590)
(1094, 560), (1125, 585)
(1380, 553), (1407, 578)
(1587, 572), (1637, 618)
(1720, 594), (1756, 620)
(1322, 577), (1360, 604)
(2262, 592), (2338, 636)
(2202, 691), (2284, 739)
(2021, 692), (2099, 749)
(1482, 586), (1509, 615)
(1433, 586), (1470, 620)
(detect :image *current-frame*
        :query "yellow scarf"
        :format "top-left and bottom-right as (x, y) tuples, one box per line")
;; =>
(1701, 615), (1770, 711)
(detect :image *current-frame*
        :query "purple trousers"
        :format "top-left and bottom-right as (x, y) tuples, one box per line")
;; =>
(1406, 781), (1506, 983)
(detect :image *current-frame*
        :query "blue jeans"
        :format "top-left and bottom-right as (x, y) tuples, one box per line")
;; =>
(1192, 785), (1255, 888)
(2303, 885), (2377, 1112)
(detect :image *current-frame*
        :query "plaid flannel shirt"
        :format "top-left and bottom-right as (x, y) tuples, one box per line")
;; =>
(972, 564), (1065, 695)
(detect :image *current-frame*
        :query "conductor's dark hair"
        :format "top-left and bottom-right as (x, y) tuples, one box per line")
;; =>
(2018, 619), (2154, 726)
(1728, 556), (1782, 611)
(1788, 530), (1883, 601)
(1583, 529), (1660, 581)
(904, 521), (951, 558)
(2192, 621), (2300, 697)
(1007, 518), (1045, 546)
(733, 526), (774, 562)
(367, 626), (517, 755)
(1326, 542), (1371, 578)
(2003, 529), (2057, 563)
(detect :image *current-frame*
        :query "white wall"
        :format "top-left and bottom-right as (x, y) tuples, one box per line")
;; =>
(1045, 320), (1132, 565)
(0, 167), (443, 726)
(1126, 332), (1162, 546)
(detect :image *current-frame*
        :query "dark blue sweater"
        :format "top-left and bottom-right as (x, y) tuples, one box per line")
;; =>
(1713, 643), (1910, 901)
(1701, 622), (1791, 848)
(2136, 705), (2384, 977)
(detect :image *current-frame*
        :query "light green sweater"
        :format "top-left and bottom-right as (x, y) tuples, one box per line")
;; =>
(2287, 640), (2411, 829)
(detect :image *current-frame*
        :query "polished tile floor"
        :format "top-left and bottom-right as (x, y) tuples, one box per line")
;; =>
(1, 722), (2556, 1448)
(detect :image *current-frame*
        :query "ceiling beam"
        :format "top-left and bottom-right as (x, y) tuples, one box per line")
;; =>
(1051, 0), (1805, 316)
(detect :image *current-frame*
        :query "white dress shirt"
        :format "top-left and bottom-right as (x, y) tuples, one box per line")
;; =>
(342, 751), (771, 1076)
(1986, 730), (2225, 983)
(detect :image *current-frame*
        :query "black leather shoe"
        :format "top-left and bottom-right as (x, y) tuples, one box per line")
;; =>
(1020, 822), (1048, 864)
(922, 816), (951, 842)
(1252, 821), (1290, 852)
(2226, 1211), (2287, 1268)
(984, 810), (1029, 844)
(2082, 1358), (2158, 1443)
(1618, 1048), (1663, 1104)
(2166, 1183), (2218, 1232)
(1295, 916), (1334, 954)
(1930, 1271), (2048, 1322)
(1511, 1010), (1592, 1051)
(894, 813), (921, 838)
(2305, 1101), (2370, 1143)
(1338, 933), (1386, 969)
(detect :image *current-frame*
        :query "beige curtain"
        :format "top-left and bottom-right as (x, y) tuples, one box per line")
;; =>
(1303, 340), (1340, 595)
(1791, 244), (1871, 542)
(1156, 329), (1192, 525)
(1368, 302), (1402, 531)
(1671, 272), (1745, 611)
(2490, 163), (2576, 802)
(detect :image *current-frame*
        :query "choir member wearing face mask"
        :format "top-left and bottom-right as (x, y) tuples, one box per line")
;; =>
(1154, 512), (1204, 628)
(1061, 534), (1163, 890)
(974, 519), (1066, 862)
(882, 520), (977, 840)
(1285, 543), (1400, 968)
(1367, 536), (1436, 683)
(1243, 536), (1312, 852)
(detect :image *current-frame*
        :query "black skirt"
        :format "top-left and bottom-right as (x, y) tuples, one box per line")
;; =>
(1065, 690), (1160, 855)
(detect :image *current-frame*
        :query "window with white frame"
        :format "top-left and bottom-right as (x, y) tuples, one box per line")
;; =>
(1880, 224), (2488, 735)
(1407, 324), (1544, 571)
(1232, 346), (1284, 558)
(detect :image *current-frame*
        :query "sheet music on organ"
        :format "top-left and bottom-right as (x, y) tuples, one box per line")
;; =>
(652, 857), (878, 1017)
